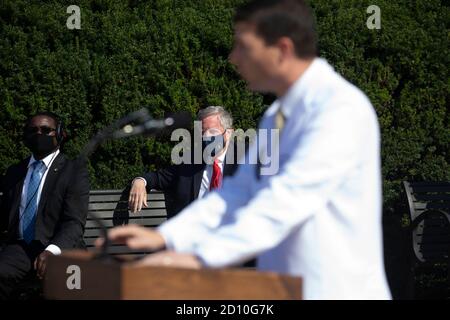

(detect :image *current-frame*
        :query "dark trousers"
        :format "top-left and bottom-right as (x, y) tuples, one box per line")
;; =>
(0, 241), (44, 299)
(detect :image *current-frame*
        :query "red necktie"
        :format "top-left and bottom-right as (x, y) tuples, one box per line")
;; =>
(210, 159), (222, 191)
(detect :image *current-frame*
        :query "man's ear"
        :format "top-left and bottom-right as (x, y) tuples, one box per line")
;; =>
(276, 36), (296, 62)
(225, 128), (234, 139)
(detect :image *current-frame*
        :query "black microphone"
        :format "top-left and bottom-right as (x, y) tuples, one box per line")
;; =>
(113, 111), (192, 139)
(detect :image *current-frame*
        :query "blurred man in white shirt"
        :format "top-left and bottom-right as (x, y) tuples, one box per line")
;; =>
(99, 0), (391, 299)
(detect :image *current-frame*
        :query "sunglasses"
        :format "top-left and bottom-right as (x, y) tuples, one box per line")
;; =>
(25, 125), (57, 136)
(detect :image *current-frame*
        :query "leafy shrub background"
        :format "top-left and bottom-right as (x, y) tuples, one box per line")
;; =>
(0, 0), (448, 216)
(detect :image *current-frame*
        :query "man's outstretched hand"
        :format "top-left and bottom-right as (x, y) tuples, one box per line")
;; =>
(95, 224), (166, 252)
(132, 250), (202, 269)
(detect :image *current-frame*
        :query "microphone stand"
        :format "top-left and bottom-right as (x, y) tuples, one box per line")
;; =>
(79, 108), (153, 263)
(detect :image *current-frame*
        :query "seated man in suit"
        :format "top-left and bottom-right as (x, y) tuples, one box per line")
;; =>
(128, 106), (240, 219)
(0, 111), (89, 299)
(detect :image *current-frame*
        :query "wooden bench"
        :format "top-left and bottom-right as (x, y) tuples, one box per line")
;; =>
(85, 189), (167, 257)
(403, 181), (450, 298)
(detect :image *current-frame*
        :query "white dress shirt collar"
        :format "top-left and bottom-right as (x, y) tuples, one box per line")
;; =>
(277, 58), (332, 118)
(28, 148), (60, 170)
(214, 149), (226, 165)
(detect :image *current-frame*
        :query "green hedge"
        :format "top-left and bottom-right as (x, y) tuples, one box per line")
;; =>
(1, 0), (449, 216)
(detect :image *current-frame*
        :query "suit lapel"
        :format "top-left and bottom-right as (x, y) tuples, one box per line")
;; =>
(192, 164), (205, 199)
(36, 153), (66, 216)
(223, 157), (233, 177)
(8, 159), (30, 226)
(223, 143), (238, 177)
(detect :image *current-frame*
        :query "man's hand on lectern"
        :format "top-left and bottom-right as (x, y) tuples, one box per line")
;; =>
(95, 224), (165, 251)
(34, 250), (53, 279)
(132, 250), (202, 269)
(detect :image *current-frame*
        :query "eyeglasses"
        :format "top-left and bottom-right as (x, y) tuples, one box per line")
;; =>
(25, 125), (57, 136)
(202, 129), (226, 137)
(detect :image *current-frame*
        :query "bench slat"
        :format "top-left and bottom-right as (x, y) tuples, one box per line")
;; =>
(412, 202), (450, 210)
(83, 218), (167, 237)
(85, 217), (167, 229)
(413, 194), (450, 201)
(411, 186), (450, 193)
(86, 209), (167, 219)
(410, 182), (450, 188)
(89, 193), (165, 202)
(85, 242), (145, 251)
(85, 245), (149, 257)
(89, 189), (163, 194)
(89, 201), (166, 211)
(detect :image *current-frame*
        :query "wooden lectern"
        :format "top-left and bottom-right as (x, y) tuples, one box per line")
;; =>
(44, 250), (302, 300)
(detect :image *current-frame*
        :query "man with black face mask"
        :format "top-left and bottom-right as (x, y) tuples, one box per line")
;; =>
(128, 106), (240, 219)
(0, 112), (89, 299)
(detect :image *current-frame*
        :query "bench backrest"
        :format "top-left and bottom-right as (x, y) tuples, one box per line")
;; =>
(403, 181), (450, 263)
(85, 189), (167, 256)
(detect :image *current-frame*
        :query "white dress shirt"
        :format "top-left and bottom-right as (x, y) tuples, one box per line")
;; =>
(158, 58), (391, 299)
(198, 151), (226, 199)
(19, 149), (62, 255)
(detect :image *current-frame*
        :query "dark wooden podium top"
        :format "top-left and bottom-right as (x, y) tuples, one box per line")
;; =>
(44, 250), (302, 300)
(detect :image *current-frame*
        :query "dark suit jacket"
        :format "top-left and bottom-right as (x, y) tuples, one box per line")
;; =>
(143, 146), (240, 219)
(0, 152), (89, 249)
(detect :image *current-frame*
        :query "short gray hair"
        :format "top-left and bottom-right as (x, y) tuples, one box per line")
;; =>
(197, 106), (233, 130)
